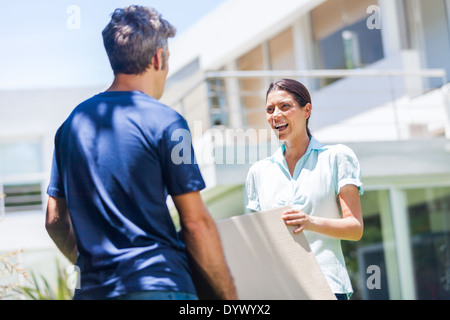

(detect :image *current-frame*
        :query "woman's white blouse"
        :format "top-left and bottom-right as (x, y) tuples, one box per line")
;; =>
(245, 137), (363, 295)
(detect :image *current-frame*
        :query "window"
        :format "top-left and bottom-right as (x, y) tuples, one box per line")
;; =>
(311, 0), (384, 72)
(407, 186), (450, 299)
(3, 183), (43, 213)
(207, 77), (228, 126)
(345, 186), (450, 299)
(342, 189), (400, 300)
(0, 140), (44, 214)
(0, 141), (42, 176)
(404, 0), (450, 88)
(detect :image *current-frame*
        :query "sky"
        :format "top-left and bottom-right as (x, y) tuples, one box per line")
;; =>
(0, 0), (227, 90)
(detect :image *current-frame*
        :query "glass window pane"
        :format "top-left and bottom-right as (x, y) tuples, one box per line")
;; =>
(342, 189), (400, 299)
(316, 18), (384, 70)
(0, 141), (42, 176)
(4, 183), (43, 213)
(311, 0), (383, 76)
(407, 186), (450, 299)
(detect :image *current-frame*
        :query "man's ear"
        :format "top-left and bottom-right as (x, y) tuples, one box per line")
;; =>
(152, 48), (164, 71)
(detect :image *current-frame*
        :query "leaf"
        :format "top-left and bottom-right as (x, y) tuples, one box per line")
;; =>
(17, 258), (74, 300)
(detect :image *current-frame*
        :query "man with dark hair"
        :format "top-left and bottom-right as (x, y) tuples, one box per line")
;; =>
(45, 5), (237, 300)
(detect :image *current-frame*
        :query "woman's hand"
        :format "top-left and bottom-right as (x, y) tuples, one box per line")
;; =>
(282, 208), (313, 234)
(281, 185), (363, 240)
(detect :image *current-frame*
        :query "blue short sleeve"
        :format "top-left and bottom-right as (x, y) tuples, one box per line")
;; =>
(159, 117), (205, 196)
(47, 149), (66, 198)
(333, 145), (363, 196)
(245, 164), (261, 212)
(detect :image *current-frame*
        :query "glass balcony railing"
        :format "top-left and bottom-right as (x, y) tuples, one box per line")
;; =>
(169, 69), (450, 143)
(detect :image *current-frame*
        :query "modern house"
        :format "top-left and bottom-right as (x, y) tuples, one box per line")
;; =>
(162, 0), (450, 300)
(1, 0), (450, 299)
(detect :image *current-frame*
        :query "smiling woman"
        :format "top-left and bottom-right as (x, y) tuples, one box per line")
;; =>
(246, 78), (364, 299)
(265, 79), (312, 176)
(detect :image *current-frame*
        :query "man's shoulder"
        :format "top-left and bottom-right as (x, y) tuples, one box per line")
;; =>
(75, 91), (184, 122)
(130, 92), (185, 123)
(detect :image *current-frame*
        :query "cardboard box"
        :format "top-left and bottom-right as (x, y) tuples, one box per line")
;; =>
(191, 206), (336, 300)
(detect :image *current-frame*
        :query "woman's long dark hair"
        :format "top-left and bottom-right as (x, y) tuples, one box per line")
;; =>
(266, 79), (312, 138)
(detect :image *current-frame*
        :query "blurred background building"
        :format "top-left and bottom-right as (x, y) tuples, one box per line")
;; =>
(1, 0), (450, 299)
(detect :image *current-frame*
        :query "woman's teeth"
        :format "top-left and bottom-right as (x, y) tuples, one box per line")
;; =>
(275, 123), (288, 130)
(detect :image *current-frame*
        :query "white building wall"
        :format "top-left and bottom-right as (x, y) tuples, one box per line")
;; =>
(0, 86), (105, 283)
(1, 0), (450, 299)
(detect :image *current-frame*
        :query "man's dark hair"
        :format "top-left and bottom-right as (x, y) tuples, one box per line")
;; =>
(102, 5), (176, 75)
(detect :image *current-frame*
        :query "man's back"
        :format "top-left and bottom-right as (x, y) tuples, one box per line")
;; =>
(46, 5), (237, 300)
(48, 91), (205, 299)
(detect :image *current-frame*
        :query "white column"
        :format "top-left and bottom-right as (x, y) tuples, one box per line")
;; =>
(378, 189), (402, 299)
(389, 186), (416, 300)
(378, 0), (403, 57)
(292, 16), (314, 89)
(261, 40), (272, 89)
(225, 61), (244, 129)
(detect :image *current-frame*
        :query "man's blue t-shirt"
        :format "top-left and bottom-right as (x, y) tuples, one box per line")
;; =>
(47, 91), (206, 299)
